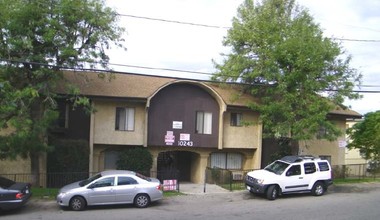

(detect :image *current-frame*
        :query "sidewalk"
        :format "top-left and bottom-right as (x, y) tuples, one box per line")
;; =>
(177, 183), (230, 194)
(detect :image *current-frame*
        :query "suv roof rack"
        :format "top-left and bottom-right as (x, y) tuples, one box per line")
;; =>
(280, 155), (316, 163)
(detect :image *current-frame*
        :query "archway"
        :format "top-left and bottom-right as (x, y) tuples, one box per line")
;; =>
(157, 151), (198, 182)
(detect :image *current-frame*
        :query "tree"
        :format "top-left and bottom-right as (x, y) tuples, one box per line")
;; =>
(347, 111), (380, 162)
(213, 0), (361, 141)
(0, 0), (125, 185)
(116, 147), (153, 176)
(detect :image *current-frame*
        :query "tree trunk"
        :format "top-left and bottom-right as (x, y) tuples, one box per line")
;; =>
(30, 151), (40, 187)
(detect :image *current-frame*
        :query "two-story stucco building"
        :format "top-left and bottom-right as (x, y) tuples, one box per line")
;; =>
(54, 71), (263, 184)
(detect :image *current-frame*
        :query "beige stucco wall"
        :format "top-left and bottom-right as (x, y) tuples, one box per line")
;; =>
(0, 157), (31, 174)
(222, 110), (261, 149)
(345, 120), (367, 165)
(298, 119), (347, 165)
(93, 100), (145, 145)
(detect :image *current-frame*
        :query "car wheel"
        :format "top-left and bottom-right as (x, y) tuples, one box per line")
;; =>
(312, 182), (325, 196)
(134, 194), (150, 208)
(266, 185), (278, 200)
(70, 196), (86, 211)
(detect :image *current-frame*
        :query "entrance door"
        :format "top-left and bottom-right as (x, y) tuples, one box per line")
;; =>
(157, 151), (194, 182)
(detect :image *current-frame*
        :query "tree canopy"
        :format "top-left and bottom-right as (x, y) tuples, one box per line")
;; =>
(347, 111), (380, 162)
(0, 0), (125, 182)
(213, 0), (361, 140)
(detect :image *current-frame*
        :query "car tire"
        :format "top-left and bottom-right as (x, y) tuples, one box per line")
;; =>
(266, 185), (278, 200)
(134, 194), (150, 208)
(312, 182), (325, 196)
(69, 196), (86, 211)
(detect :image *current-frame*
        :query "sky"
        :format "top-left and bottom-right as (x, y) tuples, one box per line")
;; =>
(105, 0), (380, 115)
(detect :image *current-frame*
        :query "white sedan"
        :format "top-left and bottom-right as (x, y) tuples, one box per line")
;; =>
(57, 170), (163, 211)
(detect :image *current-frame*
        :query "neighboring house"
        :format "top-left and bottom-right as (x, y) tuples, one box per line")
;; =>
(260, 108), (362, 167)
(345, 119), (367, 165)
(296, 109), (362, 166)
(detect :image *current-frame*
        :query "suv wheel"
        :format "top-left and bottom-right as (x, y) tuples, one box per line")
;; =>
(312, 182), (325, 196)
(266, 185), (278, 200)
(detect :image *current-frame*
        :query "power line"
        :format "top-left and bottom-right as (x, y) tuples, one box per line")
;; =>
(117, 13), (380, 43)
(117, 13), (230, 29)
(2, 58), (380, 93)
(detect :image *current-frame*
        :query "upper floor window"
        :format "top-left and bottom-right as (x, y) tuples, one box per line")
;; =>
(115, 107), (135, 131)
(56, 101), (69, 128)
(196, 111), (212, 134)
(230, 113), (243, 126)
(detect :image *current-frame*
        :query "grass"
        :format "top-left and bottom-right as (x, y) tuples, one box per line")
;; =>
(31, 187), (59, 199)
(333, 178), (380, 184)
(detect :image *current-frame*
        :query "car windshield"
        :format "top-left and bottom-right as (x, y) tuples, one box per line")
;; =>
(79, 173), (102, 187)
(0, 176), (15, 188)
(264, 161), (290, 175)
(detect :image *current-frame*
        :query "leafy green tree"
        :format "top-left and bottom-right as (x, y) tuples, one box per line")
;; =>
(117, 148), (153, 175)
(347, 111), (380, 162)
(0, 0), (125, 185)
(213, 0), (361, 141)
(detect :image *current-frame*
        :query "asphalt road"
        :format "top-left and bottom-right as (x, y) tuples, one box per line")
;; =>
(1, 183), (380, 220)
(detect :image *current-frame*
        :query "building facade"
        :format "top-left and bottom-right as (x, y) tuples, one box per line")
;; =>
(57, 71), (263, 183)
(0, 71), (362, 184)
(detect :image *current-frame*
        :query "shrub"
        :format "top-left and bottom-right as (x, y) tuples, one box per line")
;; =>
(116, 147), (153, 175)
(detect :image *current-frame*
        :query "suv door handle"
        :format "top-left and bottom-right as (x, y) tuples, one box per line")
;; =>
(299, 177), (303, 179)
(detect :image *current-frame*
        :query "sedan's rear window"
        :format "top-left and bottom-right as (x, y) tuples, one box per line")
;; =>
(0, 176), (15, 188)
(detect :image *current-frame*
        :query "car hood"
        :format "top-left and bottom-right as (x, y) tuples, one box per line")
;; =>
(249, 169), (279, 179)
(59, 181), (82, 193)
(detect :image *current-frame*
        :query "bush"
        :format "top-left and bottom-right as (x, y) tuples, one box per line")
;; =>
(116, 147), (153, 174)
(47, 139), (89, 172)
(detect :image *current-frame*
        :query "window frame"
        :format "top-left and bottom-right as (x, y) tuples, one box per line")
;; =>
(230, 112), (243, 127)
(115, 107), (135, 131)
(195, 111), (212, 134)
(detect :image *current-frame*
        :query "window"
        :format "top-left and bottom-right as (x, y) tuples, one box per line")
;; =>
(92, 177), (115, 188)
(230, 113), (243, 126)
(286, 165), (301, 176)
(196, 111), (212, 134)
(115, 107), (135, 131)
(210, 152), (242, 170)
(117, 176), (138, 185)
(304, 163), (316, 174)
(317, 126), (329, 139)
(104, 151), (119, 170)
(56, 102), (69, 128)
(318, 162), (330, 171)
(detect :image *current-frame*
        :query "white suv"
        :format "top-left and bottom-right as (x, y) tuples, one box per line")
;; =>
(245, 155), (333, 200)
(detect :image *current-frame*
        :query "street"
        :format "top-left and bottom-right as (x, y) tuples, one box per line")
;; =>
(1, 183), (380, 220)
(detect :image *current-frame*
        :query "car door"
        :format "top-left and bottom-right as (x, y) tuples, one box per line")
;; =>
(282, 164), (310, 193)
(114, 176), (139, 204)
(87, 177), (115, 205)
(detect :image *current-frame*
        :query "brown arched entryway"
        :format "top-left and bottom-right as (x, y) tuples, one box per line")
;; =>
(157, 151), (198, 182)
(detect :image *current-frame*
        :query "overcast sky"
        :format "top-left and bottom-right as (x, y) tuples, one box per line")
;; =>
(105, 0), (380, 115)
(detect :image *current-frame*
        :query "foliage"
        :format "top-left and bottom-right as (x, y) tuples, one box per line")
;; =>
(269, 137), (293, 162)
(116, 147), (153, 174)
(47, 138), (89, 172)
(0, 0), (125, 180)
(212, 0), (361, 140)
(347, 111), (380, 162)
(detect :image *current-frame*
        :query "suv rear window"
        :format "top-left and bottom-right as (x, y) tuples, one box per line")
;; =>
(304, 162), (316, 174)
(318, 162), (330, 171)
